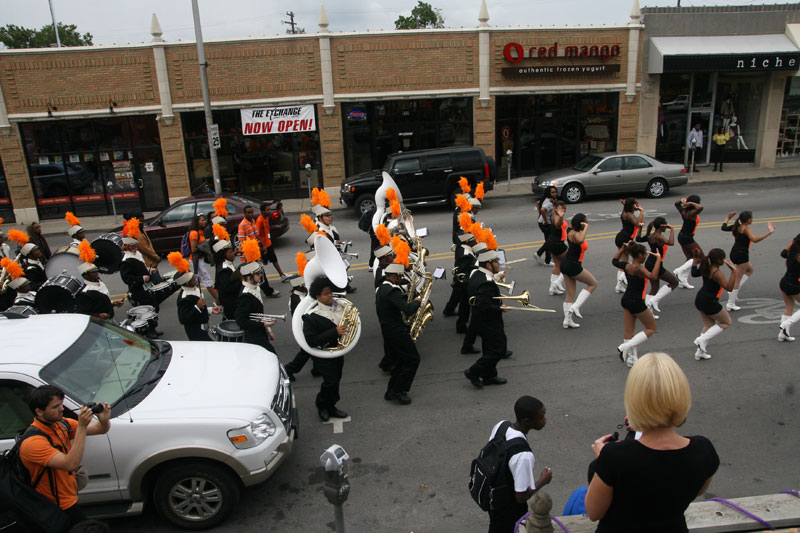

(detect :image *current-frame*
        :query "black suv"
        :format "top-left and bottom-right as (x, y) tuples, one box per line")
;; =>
(339, 147), (495, 214)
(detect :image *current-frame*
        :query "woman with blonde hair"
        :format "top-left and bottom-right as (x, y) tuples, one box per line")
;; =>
(585, 352), (719, 533)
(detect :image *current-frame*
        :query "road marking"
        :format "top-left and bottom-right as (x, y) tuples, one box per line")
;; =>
(323, 416), (351, 434)
(736, 298), (789, 325)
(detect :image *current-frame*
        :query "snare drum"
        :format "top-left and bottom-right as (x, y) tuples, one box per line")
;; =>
(45, 245), (82, 278)
(92, 233), (124, 274)
(4, 305), (38, 316)
(213, 320), (245, 342)
(144, 280), (178, 303)
(35, 274), (84, 313)
(125, 305), (158, 335)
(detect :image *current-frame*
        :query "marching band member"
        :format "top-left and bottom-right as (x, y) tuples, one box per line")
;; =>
(188, 214), (220, 305)
(372, 245), (396, 289)
(257, 201), (290, 282)
(284, 254), (319, 381)
(212, 232), (240, 320)
(119, 219), (163, 319)
(2, 258), (31, 308)
(235, 239), (277, 352)
(720, 211), (775, 311)
(460, 241), (488, 354)
(561, 214), (597, 328)
(443, 232), (478, 334)
(239, 206), (279, 298)
(452, 178), (472, 245)
(169, 252), (221, 342)
(312, 190), (357, 294)
(124, 213), (160, 271)
(10, 276), (35, 307)
(65, 212), (86, 246)
(75, 242), (123, 320)
(19, 238), (46, 292)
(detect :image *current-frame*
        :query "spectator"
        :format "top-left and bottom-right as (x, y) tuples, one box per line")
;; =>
(20, 385), (111, 529)
(585, 352), (720, 532)
(26, 222), (52, 262)
(256, 202), (289, 282)
(238, 205), (278, 297)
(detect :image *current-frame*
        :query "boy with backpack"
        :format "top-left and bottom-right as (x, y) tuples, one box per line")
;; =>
(470, 396), (553, 532)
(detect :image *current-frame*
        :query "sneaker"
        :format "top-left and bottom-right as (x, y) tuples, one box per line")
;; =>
(280, 275), (292, 283)
(778, 327), (796, 342)
(725, 303), (741, 311)
(694, 347), (711, 360)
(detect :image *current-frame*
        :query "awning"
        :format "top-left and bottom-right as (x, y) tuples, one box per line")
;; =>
(649, 34), (800, 74)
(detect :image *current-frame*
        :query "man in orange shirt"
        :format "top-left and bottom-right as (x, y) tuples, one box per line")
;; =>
(20, 385), (111, 528)
(256, 202), (290, 282)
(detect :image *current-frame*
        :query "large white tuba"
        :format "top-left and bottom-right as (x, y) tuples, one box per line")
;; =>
(291, 234), (361, 358)
(371, 171), (404, 231)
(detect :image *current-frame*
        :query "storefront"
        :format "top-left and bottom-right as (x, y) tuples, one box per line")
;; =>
(779, 76), (800, 158)
(0, 156), (12, 222)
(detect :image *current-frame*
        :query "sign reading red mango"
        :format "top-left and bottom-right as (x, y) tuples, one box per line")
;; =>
(240, 105), (316, 135)
(503, 42), (622, 63)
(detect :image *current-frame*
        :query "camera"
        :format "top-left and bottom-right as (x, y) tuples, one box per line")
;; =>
(84, 402), (105, 414)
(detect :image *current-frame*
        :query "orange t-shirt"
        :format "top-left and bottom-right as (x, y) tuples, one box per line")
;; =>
(189, 229), (205, 262)
(19, 417), (79, 509)
(255, 214), (272, 249)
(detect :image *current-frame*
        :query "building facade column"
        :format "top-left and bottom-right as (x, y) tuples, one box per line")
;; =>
(158, 113), (191, 203)
(151, 14), (175, 126)
(318, 5), (335, 116)
(0, 127), (37, 224)
(636, 73), (660, 156)
(754, 70), (787, 168)
(478, 0), (490, 108)
(318, 103), (345, 188)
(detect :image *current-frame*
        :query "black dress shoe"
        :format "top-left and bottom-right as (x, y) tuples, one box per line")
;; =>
(345, 285), (358, 294)
(318, 408), (330, 422)
(502, 350), (513, 359)
(443, 309), (457, 317)
(483, 376), (508, 385)
(461, 346), (480, 355)
(384, 391), (412, 405)
(464, 370), (483, 388)
(329, 407), (348, 418)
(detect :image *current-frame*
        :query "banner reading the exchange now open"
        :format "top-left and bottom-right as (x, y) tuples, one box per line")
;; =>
(240, 105), (316, 135)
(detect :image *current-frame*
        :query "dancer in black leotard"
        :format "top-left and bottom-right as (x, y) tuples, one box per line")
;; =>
(673, 195), (703, 289)
(561, 213), (598, 329)
(547, 201), (568, 295)
(778, 234), (800, 342)
(535, 186), (558, 266)
(691, 249), (736, 360)
(636, 217), (679, 319)
(612, 242), (661, 367)
(614, 198), (644, 294)
(720, 210), (775, 311)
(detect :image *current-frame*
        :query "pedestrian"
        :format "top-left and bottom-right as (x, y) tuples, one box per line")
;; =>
(711, 126), (730, 172)
(534, 186), (558, 266)
(585, 352), (719, 532)
(256, 201), (290, 282)
(637, 217), (679, 318)
(778, 233), (800, 342)
(26, 222), (52, 262)
(686, 122), (703, 172)
(672, 195), (704, 289)
(547, 201), (568, 295)
(484, 395), (552, 533)
(614, 198), (644, 294)
(188, 214), (219, 305)
(691, 248), (736, 360)
(612, 242), (661, 367)
(561, 213), (597, 329)
(720, 211), (774, 311)
(238, 205), (278, 297)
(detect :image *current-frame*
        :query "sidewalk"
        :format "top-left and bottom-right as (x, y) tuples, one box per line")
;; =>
(26, 158), (800, 236)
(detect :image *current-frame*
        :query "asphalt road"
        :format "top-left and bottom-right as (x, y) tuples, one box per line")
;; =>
(46, 177), (800, 531)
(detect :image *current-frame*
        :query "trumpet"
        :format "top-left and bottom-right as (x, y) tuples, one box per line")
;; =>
(249, 313), (287, 323)
(339, 251), (359, 259)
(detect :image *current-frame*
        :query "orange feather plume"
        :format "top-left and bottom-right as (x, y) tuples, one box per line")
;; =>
(376, 224), (391, 246)
(391, 235), (410, 268)
(1, 258), (24, 280)
(311, 187), (321, 206)
(0, 217), (4, 227)
(300, 214), (318, 234)
(390, 198), (401, 218)
(65, 211), (81, 227)
(295, 252), (308, 277)
(459, 212), (473, 232)
(469, 222), (483, 240)
(124, 218), (141, 239)
(318, 189), (331, 208)
(212, 223), (230, 242)
(78, 239), (96, 263)
(455, 194), (472, 213)
(458, 177), (471, 194)
(485, 230), (498, 250)
(167, 251), (190, 274)
(213, 197), (228, 218)
(7, 229), (29, 246)
(386, 188), (398, 204)
(241, 239), (261, 263)
(475, 182), (485, 201)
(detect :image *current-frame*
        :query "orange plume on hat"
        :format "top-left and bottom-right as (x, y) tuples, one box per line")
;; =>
(212, 223), (230, 242)
(469, 222), (483, 239)
(318, 189), (331, 208)
(385, 188), (398, 204)
(300, 214), (318, 234)
(65, 212), (81, 227)
(311, 187), (321, 206)
(458, 213), (473, 232)
(458, 177), (471, 194)
(0, 217), (4, 227)
(389, 198), (401, 218)
(213, 197), (228, 218)
(1, 258), (24, 280)
(295, 252), (308, 277)
(455, 194), (472, 213)
(391, 235), (410, 268)
(474, 182), (485, 201)
(167, 251), (190, 274)
(241, 239), (261, 263)
(376, 223), (391, 246)
(123, 217), (141, 239)
(78, 239), (96, 264)
(485, 230), (498, 250)
(7, 229), (29, 246)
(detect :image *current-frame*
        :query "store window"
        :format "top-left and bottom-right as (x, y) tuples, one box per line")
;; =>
(779, 77), (800, 159)
(0, 156), (13, 222)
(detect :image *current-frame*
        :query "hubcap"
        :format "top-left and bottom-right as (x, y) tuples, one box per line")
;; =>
(168, 477), (223, 521)
(566, 187), (581, 202)
(650, 181), (665, 196)
(360, 199), (376, 214)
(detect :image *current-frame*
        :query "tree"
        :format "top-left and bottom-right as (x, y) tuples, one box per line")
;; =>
(395, 1), (445, 30)
(0, 22), (93, 49)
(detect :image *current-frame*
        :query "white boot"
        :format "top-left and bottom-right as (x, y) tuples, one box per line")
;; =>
(562, 302), (580, 329)
(549, 274), (564, 295)
(650, 285), (672, 314)
(779, 312), (798, 342)
(618, 332), (648, 367)
(645, 294), (659, 319)
(571, 289), (591, 319)
(556, 273), (566, 292)
(618, 338), (631, 363)
(615, 270), (627, 293)
(693, 325), (723, 358)
(674, 259), (695, 289)
(726, 289), (741, 311)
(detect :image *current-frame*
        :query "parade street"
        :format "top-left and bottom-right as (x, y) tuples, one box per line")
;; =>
(67, 177), (800, 531)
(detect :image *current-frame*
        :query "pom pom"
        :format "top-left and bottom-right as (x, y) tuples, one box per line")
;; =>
(391, 235), (410, 268)
(390, 199), (401, 218)
(213, 197), (228, 218)
(311, 187), (321, 206)
(376, 224), (391, 246)
(300, 214), (318, 234)
(1, 258), (24, 280)
(295, 252), (308, 277)
(124, 218), (141, 239)
(241, 238), (261, 263)
(7, 229), (29, 246)
(65, 212), (81, 227)
(212, 223), (230, 242)
(455, 194), (472, 213)
(386, 188), (398, 204)
(78, 239), (96, 263)
(458, 212), (473, 232)
(458, 177), (471, 194)
(167, 251), (190, 274)
(475, 182), (485, 201)
(318, 189), (331, 208)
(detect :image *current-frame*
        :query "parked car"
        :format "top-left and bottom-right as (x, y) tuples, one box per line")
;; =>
(531, 152), (687, 204)
(139, 193), (289, 255)
(0, 313), (297, 529)
(339, 146), (495, 215)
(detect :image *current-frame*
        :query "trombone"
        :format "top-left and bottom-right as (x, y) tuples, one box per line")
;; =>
(249, 313), (287, 323)
(468, 290), (555, 313)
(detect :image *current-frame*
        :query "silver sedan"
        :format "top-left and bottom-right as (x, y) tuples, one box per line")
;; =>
(531, 152), (688, 204)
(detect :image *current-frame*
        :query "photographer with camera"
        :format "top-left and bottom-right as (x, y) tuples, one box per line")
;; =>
(19, 385), (111, 528)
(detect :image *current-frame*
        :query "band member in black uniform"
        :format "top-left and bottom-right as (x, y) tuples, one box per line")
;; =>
(314, 204), (357, 294)
(285, 275), (320, 381)
(0, 258), (24, 310)
(119, 226), (162, 311)
(636, 217), (679, 318)
(614, 198), (644, 293)
(444, 233), (478, 334)
(548, 201), (568, 295)
(65, 212), (86, 246)
(452, 195), (480, 245)
(720, 210), (775, 311)
(673, 195), (704, 289)
(463, 250), (510, 388)
(302, 276), (348, 421)
(9, 276), (35, 307)
(20, 243), (47, 291)
(235, 242), (277, 352)
(377, 262), (422, 405)
(779, 234), (800, 342)
(175, 268), (222, 342)
(460, 242), (488, 354)
(612, 242), (660, 367)
(561, 214), (597, 329)
(75, 262), (123, 320)
(213, 239), (241, 320)
(372, 246), (396, 289)
(690, 248), (736, 360)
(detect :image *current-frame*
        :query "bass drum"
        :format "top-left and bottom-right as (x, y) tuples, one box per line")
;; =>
(45, 246), (82, 278)
(36, 274), (84, 313)
(92, 233), (124, 274)
(4, 305), (38, 316)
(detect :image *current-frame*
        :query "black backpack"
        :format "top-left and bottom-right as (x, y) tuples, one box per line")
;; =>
(0, 422), (72, 533)
(468, 421), (531, 512)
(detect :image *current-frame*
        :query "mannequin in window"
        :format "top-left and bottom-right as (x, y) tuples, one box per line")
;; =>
(729, 116), (748, 150)
(720, 94), (734, 133)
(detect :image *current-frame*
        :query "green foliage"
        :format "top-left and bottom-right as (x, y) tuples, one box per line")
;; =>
(0, 22), (93, 49)
(395, 1), (445, 29)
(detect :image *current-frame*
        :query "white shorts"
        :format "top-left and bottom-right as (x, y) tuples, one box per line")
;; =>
(195, 259), (213, 288)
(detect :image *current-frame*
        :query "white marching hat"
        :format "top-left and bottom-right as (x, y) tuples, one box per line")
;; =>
(8, 277), (30, 290)
(374, 245), (393, 259)
(290, 275), (306, 287)
(240, 261), (263, 276)
(384, 263), (405, 275)
(458, 233), (474, 243)
(477, 250), (499, 263)
(67, 225), (84, 237)
(305, 233), (317, 247)
(312, 204), (332, 217)
(469, 198), (482, 208)
(211, 216), (227, 226)
(213, 239), (232, 253)
(77, 262), (99, 275)
(471, 242), (488, 254)
(174, 271), (194, 286)
(20, 243), (39, 256)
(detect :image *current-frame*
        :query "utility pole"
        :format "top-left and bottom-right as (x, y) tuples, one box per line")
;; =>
(282, 11), (305, 34)
(48, 0), (61, 47)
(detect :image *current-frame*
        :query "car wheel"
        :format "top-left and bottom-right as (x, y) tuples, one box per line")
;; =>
(354, 193), (376, 216)
(447, 187), (461, 208)
(153, 462), (240, 530)
(647, 178), (668, 198)
(562, 183), (584, 204)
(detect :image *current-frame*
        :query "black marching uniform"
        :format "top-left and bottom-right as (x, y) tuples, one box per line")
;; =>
(376, 280), (421, 396)
(119, 252), (158, 309)
(214, 260), (241, 319)
(302, 305), (344, 412)
(444, 243), (477, 332)
(177, 287), (212, 341)
(235, 283), (275, 352)
(75, 283), (114, 319)
(22, 259), (47, 292)
(284, 288), (318, 378)
(465, 268), (508, 380)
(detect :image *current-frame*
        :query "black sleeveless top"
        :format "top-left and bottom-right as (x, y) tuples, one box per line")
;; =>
(698, 269), (723, 301)
(612, 260), (647, 302)
(565, 238), (588, 264)
(721, 223), (751, 251)
(620, 213), (639, 240)
(644, 238), (668, 271)
(676, 202), (699, 237)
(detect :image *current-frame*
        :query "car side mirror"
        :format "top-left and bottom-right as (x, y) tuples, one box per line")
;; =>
(592, 169), (601, 175)
(157, 219), (166, 227)
(391, 168), (398, 176)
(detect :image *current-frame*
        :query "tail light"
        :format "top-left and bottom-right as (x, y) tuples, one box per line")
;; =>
(681, 169), (686, 174)
(271, 211), (280, 220)
(483, 163), (490, 180)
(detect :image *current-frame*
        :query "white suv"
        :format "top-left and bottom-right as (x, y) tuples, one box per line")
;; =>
(0, 313), (297, 529)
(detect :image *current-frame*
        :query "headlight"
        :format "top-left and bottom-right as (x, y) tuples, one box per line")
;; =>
(342, 184), (355, 193)
(227, 413), (276, 450)
(541, 180), (559, 187)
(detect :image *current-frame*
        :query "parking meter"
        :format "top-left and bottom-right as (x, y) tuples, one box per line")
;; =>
(305, 163), (312, 198)
(320, 444), (349, 532)
(505, 149), (513, 191)
(689, 138), (697, 177)
(106, 180), (118, 220)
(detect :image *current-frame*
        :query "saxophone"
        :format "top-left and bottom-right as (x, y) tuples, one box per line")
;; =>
(406, 271), (435, 342)
(329, 298), (360, 350)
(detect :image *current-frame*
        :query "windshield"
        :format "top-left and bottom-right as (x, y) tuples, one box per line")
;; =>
(573, 155), (603, 172)
(40, 319), (159, 406)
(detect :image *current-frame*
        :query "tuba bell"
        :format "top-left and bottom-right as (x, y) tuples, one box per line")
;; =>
(371, 172), (405, 232)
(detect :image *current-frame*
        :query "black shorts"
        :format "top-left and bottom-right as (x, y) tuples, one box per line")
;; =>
(695, 292), (723, 315)
(677, 232), (696, 246)
(560, 259), (583, 278)
(621, 297), (647, 314)
(780, 276), (800, 296)
(730, 247), (749, 265)
(263, 245), (278, 263)
(615, 231), (633, 249)
(549, 241), (567, 256)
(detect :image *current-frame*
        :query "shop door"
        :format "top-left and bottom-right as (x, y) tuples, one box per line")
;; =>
(536, 115), (567, 173)
(134, 150), (167, 212)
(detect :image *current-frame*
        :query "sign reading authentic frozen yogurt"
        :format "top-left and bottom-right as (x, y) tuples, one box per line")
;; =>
(241, 105), (316, 135)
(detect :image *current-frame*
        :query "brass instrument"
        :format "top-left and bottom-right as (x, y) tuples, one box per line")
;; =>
(329, 298), (360, 350)
(249, 313), (287, 323)
(469, 290), (556, 313)
(495, 280), (516, 295)
(0, 252), (22, 294)
(339, 251), (359, 259)
(405, 272), (435, 342)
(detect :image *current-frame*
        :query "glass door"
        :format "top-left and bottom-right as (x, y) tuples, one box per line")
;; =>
(685, 73), (716, 167)
(134, 149), (167, 212)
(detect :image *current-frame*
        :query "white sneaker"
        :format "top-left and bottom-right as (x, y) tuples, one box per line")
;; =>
(694, 347), (711, 360)
(726, 303), (741, 311)
(778, 327), (796, 342)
